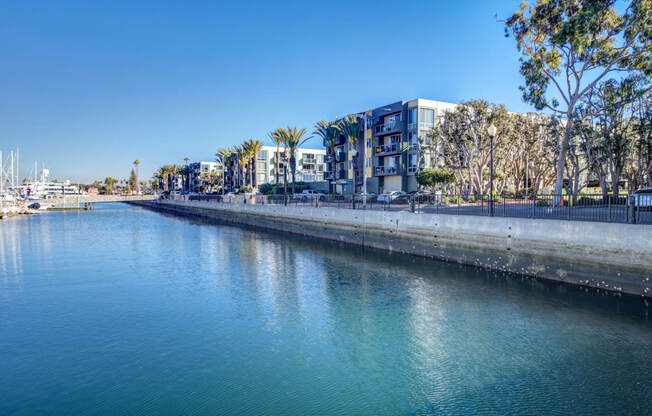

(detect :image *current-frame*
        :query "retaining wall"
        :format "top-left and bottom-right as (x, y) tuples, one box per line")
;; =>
(131, 199), (652, 297)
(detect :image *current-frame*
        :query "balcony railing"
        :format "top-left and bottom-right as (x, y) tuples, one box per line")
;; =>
(375, 143), (402, 156)
(324, 171), (334, 180)
(374, 166), (401, 176)
(374, 120), (402, 135)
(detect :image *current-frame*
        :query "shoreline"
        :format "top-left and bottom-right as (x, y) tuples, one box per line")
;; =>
(129, 199), (652, 298)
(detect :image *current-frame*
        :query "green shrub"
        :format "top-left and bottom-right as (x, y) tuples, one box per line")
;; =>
(535, 200), (549, 207)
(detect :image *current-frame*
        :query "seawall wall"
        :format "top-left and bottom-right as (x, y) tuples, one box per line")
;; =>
(130, 199), (652, 297)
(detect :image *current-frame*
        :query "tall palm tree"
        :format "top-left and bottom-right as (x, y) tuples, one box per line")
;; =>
(133, 160), (140, 194)
(314, 120), (339, 189)
(244, 139), (263, 191)
(280, 126), (310, 194)
(268, 128), (284, 184)
(236, 145), (248, 190)
(183, 157), (190, 191)
(215, 147), (233, 194)
(336, 115), (362, 196)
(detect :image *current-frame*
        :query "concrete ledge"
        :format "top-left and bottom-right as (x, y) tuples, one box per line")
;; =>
(130, 199), (652, 297)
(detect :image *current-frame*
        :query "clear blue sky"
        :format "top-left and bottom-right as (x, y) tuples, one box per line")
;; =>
(1, 0), (531, 183)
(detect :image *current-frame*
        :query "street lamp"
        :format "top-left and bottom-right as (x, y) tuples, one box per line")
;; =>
(350, 149), (358, 209)
(487, 124), (497, 216)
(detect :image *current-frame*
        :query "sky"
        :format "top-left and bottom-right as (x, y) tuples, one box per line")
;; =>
(1, 0), (532, 184)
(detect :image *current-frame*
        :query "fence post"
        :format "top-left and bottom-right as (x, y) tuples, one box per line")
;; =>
(567, 195), (571, 220)
(608, 195), (611, 222)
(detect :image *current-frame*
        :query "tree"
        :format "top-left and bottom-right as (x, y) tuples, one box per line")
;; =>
(505, 0), (651, 199)
(133, 160), (140, 194)
(104, 177), (117, 194)
(314, 120), (339, 188)
(335, 115), (362, 195)
(416, 168), (455, 192)
(215, 147), (233, 193)
(268, 129), (285, 185)
(432, 100), (509, 195)
(199, 171), (222, 192)
(128, 169), (138, 194)
(243, 139), (263, 191)
(235, 145), (248, 190)
(279, 126), (310, 194)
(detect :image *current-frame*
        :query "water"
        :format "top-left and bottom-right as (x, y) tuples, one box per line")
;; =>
(0, 203), (650, 415)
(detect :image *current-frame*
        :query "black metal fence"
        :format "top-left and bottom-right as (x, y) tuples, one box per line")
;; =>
(172, 192), (652, 224)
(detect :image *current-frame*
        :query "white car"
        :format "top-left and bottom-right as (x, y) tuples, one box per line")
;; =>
(295, 190), (325, 201)
(377, 191), (406, 203)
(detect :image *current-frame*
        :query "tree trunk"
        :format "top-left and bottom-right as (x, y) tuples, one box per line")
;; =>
(290, 155), (296, 194)
(553, 111), (573, 203)
(275, 146), (280, 185)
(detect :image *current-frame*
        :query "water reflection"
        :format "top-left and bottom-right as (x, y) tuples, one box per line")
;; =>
(0, 203), (650, 416)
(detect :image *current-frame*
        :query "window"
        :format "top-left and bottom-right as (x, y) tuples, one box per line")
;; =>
(317, 154), (324, 163)
(408, 108), (417, 123)
(420, 108), (434, 125)
(366, 157), (371, 168)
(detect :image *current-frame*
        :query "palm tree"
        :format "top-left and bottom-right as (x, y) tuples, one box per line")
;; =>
(133, 160), (140, 194)
(244, 139), (263, 191)
(235, 145), (248, 190)
(268, 128), (284, 184)
(280, 126), (310, 195)
(314, 120), (339, 190)
(104, 177), (117, 194)
(336, 115), (362, 197)
(183, 157), (189, 191)
(215, 147), (233, 194)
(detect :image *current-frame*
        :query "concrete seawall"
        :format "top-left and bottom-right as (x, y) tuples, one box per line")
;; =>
(130, 199), (652, 297)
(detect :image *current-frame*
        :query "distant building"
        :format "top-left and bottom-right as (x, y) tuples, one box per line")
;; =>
(187, 161), (223, 192)
(224, 146), (326, 192)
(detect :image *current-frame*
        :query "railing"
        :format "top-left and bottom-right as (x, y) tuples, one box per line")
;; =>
(374, 166), (401, 176)
(374, 121), (402, 135)
(171, 193), (651, 224)
(375, 143), (401, 156)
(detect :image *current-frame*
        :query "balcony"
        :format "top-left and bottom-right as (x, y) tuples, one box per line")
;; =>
(324, 171), (334, 180)
(374, 120), (402, 135)
(375, 166), (402, 176)
(325, 154), (335, 162)
(375, 143), (402, 156)
(337, 169), (347, 180)
(407, 166), (418, 175)
(335, 152), (346, 162)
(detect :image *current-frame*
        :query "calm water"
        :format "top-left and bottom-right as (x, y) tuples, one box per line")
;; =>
(0, 203), (650, 415)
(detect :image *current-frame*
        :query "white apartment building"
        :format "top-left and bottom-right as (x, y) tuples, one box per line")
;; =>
(255, 146), (327, 185)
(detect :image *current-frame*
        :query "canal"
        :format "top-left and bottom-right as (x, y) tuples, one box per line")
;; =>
(0, 203), (650, 415)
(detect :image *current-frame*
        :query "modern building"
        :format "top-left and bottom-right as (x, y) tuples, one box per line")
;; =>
(324, 98), (458, 194)
(224, 146), (326, 192)
(187, 161), (223, 192)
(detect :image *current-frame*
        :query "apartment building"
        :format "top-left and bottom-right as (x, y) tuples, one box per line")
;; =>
(188, 161), (223, 192)
(324, 98), (457, 194)
(224, 146), (326, 191)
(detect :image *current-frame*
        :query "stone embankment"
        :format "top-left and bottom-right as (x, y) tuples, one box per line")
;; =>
(131, 199), (652, 297)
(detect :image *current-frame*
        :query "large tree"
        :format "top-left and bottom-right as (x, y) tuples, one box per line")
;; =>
(279, 126), (309, 195)
(505, 0), (651, 200)
(335, 115), (362, 195)
(268, 128), (285, 185)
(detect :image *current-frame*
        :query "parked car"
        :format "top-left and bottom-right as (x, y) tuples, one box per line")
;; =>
(295, 189), (325, 201)
(377, 191), (407, 203)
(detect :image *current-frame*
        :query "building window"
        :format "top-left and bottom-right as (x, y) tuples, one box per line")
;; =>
(366, 157), (371, 168)
(408, 108), (417, 123)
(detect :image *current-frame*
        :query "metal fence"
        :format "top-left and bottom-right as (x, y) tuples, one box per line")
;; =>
(170, 192), (652, 224)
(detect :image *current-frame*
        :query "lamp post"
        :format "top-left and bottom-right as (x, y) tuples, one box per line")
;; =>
(356, 113), (368, 208)
(487, 124), (497, 216)
(350, 149), (358, 209)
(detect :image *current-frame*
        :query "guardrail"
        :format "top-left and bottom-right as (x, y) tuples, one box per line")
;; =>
(167, 193), (651, 224)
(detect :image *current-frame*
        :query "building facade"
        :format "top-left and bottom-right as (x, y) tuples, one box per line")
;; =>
(324, 98), (458, 194)
(187, 161), (223, 192)
(224, 146), (327, 192)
